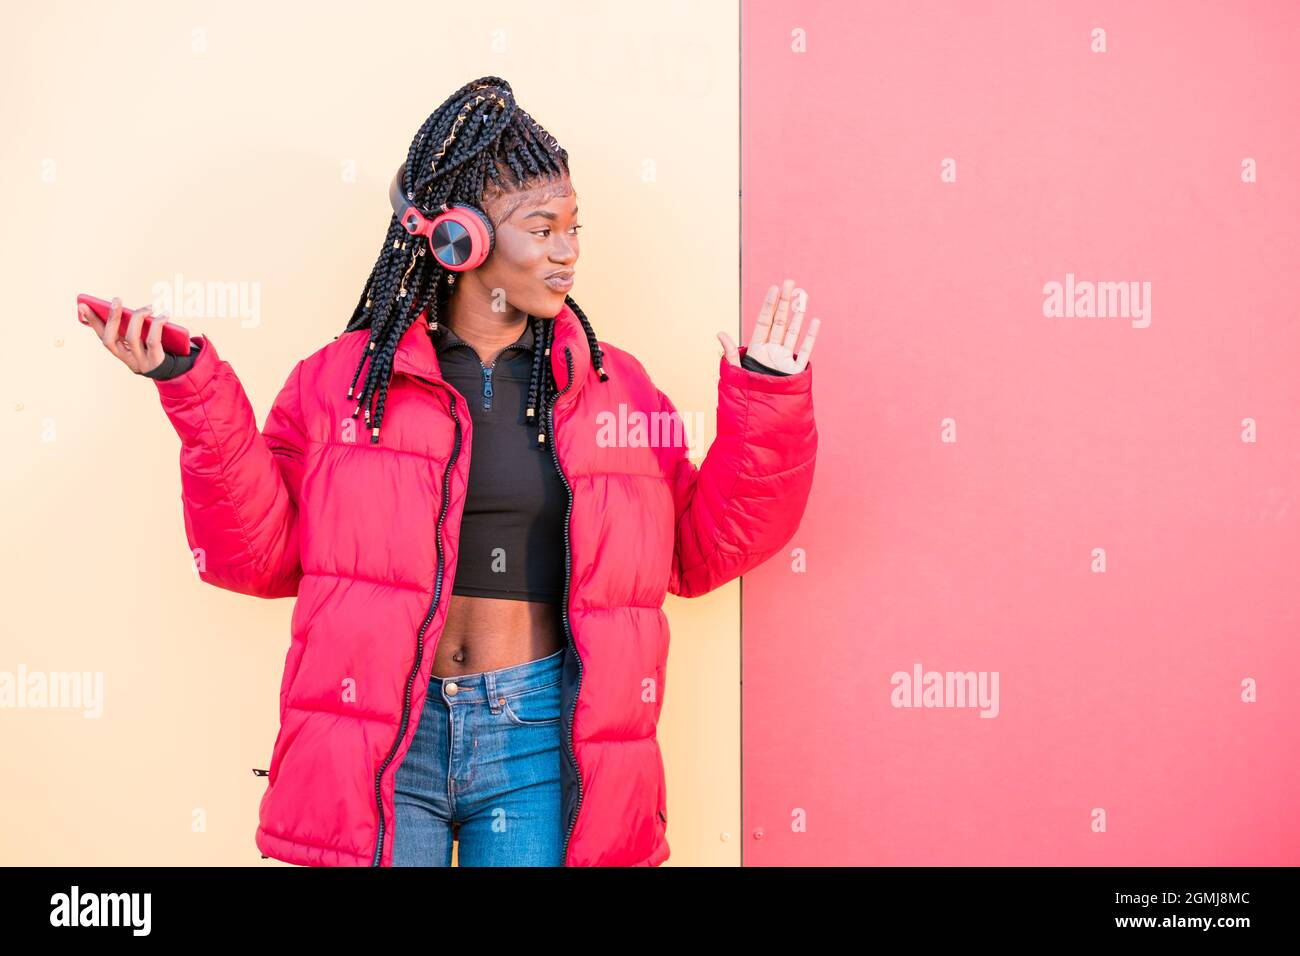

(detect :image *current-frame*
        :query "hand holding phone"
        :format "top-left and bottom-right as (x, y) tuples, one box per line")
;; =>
(77, 294), (195, 376)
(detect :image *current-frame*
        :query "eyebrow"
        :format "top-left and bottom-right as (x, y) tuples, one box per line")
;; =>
(523, 206), (579, 222)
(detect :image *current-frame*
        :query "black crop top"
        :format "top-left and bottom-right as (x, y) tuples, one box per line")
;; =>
(432, 320), (568, 604)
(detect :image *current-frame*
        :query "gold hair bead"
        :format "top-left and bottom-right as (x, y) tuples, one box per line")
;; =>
(371, 427), (381, 443)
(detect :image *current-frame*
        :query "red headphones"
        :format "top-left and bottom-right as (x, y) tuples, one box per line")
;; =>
(388, 161), (496, 271)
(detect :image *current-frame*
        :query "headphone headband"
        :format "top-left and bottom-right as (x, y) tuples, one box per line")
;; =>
(389, 162), (432, 237)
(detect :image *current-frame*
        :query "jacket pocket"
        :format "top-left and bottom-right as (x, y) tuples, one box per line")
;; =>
(655, 748), (668, 831)
(251, 769), (271, 858)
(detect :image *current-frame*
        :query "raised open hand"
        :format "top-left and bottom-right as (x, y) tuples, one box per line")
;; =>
(718, 278), (821, 374)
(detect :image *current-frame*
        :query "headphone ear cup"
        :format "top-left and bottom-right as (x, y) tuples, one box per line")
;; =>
(429, 203), (495, 272)
(468, 204), (495, 252)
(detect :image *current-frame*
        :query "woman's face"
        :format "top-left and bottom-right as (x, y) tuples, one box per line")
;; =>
(471, 174), (581, 318)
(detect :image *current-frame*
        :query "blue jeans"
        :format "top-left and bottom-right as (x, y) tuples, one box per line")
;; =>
(392, 647), (567, 866)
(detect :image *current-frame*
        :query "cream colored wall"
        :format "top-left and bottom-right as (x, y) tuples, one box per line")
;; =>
(0, 0), (738, 865)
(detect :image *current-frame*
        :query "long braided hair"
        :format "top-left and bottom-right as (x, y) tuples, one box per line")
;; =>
(342, 75), (609, 446)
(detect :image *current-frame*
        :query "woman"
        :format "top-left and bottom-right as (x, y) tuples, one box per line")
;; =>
(80, 76), (820, 867)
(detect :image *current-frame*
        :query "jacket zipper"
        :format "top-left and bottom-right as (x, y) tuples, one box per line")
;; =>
(548, 346), (584, 865)
(369, 385), (463, 867)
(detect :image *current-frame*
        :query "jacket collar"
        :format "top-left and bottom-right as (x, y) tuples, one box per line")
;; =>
(393, 301), (591, 404)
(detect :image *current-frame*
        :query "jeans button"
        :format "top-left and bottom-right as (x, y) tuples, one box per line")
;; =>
(446, 681), (459, 695)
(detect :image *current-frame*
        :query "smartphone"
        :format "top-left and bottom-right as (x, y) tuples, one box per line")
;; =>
(77, 293), (193, 356)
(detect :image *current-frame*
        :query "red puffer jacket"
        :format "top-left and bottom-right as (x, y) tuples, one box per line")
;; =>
(153, 302), (816, 866)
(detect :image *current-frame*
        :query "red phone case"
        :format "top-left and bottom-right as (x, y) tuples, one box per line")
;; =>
(77, 293), (193, 356)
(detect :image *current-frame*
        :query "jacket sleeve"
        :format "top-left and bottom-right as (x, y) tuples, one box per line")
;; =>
(661, 346), (817, 598)
(153, 335), (308, 599)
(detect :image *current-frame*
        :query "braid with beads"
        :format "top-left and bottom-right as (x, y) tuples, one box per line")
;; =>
(343, 76), (609, 446)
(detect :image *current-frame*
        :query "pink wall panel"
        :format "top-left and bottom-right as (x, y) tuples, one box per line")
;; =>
(741, 0), (1300, 864)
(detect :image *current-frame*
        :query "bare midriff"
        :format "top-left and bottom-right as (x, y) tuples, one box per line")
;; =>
(429, 594), (565, 678)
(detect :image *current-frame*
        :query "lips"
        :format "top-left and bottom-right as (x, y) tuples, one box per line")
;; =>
(545, 272), (574, 292)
